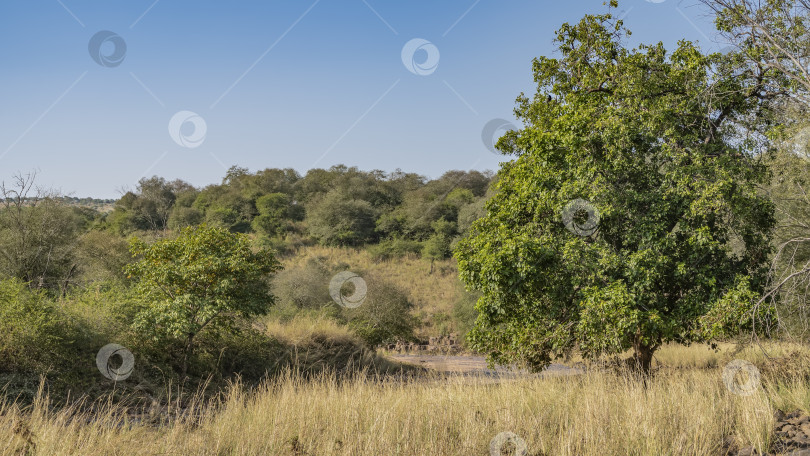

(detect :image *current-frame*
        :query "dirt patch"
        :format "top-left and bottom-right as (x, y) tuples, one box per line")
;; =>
(387, 354), (582, 378)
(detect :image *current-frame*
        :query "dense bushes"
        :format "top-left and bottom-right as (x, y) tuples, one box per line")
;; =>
(367, 238), (422, 260)
(0, 279), (71, 374)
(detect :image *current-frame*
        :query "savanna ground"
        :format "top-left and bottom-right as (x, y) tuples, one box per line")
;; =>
(2, 340), (808, 455)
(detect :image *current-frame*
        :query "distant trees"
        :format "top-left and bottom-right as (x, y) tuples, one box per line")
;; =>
(0, 172), (84, 293)
(252, 193), (295, 238)
(271, 259), (418, 347)
(307, 189), (378, 246)
(98, 165), (495, 255)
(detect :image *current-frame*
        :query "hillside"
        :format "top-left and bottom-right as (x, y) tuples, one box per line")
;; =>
(278, 245), (465, 340)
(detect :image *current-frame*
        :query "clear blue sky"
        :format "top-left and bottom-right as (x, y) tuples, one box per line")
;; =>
(0, 0), (722, 198)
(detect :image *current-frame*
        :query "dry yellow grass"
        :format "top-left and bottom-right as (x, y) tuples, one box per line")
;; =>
(2, 350), (805, 455)
(262, 313), (361, 347)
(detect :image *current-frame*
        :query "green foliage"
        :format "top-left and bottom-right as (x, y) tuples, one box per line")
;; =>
(455, 8), (777, 371)
(368, 238), (423, 261)
(750, 118), (810, 338)
(252, 193), (293, 237)
(74, 230), (132, 284)
(343, 278), (418, 347)
(308, 190), (377, 246)
(423, 219), (457, 261)
(271, 260), (417, 346)
(0, 278), (68, 373)
(169, 206), (204, 229)
(457, 197), (488, 236)
(125, 225), (281, 375)
(422, 234), (452, 261)
(132, 176), (177, 230)
(0, 194), (84, 292)
(452, 283), (480, 347)
(272, 258), (332, 312)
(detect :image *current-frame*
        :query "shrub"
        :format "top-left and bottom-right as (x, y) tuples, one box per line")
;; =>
(451, 281), (480, 347)
(342, 276), (419, 347)
(126, 225), (281, 378)
(368, 238), (422, 261)
(0, 278), (69, 373)
(272, 258), (332, 312)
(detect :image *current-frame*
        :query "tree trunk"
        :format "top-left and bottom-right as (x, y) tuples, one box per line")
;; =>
(181, 333), (195, 381)
(60, 264), (77, 298)
(632, 332), (655, 376)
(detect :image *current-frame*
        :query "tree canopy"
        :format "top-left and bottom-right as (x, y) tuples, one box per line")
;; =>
(455, 5), (780, 373)
(126, 225), (282, 377)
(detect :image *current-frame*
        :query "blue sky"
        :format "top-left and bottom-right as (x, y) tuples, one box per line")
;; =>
(0, 1), (722, 198)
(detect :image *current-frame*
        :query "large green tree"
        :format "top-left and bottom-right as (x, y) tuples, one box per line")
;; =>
(455, 5), (780, 373)
(126, 225), (281, 378)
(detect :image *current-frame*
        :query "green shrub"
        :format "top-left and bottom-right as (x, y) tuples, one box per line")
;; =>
(368, 238), (422, 261)
(342, 276), (419, 347)
(452, 281), (480, 347)
(272, 258), (332, 312)
(168, 206), (204, 229)
(0, 278), (70, 373)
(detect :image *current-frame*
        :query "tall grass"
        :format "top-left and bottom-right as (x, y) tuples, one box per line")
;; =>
(1, 360), (800, 455)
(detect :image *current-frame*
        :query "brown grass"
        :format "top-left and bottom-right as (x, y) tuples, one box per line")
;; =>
(2, 342), (808, 455)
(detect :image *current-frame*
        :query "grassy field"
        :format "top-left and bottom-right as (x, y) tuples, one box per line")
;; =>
(3, 342), (808, 455)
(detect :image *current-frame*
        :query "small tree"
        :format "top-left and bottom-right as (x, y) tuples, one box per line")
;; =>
(0, 171), (83, 293)
(422, 219), (456, 274)
(126, 225), (281, 378)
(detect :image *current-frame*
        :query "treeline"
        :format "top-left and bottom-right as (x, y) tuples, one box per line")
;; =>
(102, 165), (494, 258)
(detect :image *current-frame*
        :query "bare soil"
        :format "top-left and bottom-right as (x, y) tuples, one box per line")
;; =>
(387, 354), (582, 378)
